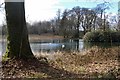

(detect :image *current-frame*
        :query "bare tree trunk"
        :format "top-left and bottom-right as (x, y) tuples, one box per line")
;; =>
(74, 15), (80, 38)
(93, 16), (96, 30)
(100, 10), (103, 28)
(103, 12), (106, 31)
(5, 2), (34, 59)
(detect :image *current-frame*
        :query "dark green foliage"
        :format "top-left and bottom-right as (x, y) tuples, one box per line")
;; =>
(111, 31), (120, 42)
(83, 30), (120, 42)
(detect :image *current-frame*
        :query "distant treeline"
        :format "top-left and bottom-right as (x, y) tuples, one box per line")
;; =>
(0, 2), (119, 39)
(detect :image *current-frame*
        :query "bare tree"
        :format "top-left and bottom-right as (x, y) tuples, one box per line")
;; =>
(94, 2), (110, 31)
(70, 6), (81, 38)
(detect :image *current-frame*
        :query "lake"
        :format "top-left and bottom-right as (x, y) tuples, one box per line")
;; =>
(0, 39), (120, 55)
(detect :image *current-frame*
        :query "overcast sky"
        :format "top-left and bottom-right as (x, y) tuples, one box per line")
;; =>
(0, 0), (119, 25)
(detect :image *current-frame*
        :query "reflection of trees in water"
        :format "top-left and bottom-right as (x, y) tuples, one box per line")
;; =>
(73, 39), (79, 51)
(61, 39), (120, 52)
(0, 41), (6, 55)
(3, 39), (119, 54)
(62, 39), (80, 51)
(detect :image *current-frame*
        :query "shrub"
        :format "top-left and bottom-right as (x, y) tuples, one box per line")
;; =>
(83, 31), (120, 42)
(111, 31), (120, 42)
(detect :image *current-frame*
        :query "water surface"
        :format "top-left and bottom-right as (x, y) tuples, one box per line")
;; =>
(0, 39), (120, 55)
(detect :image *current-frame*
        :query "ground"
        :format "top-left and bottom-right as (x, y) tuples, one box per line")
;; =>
(1, 46), (120, 79)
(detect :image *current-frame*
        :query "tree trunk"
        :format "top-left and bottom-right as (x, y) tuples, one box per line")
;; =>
(74, 15), (80, 38)
(103, 12), (106, 31)
(5, 1), (34, 59)
(93, 16), (96, 30)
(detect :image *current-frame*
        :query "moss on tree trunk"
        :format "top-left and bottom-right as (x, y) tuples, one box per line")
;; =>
(5, 2), (34, 59)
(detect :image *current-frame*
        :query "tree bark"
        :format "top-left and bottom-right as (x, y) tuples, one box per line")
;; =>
(74, 14), (80, 38)
(5, 2), (34, 59)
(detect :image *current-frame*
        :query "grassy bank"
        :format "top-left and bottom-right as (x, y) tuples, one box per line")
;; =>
(0, 34), (63, 42)
(2, 46), (119, 79)
(29, 34), (63, 42)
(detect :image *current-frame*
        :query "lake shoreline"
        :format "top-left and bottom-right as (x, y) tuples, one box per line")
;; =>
(0, 34), (64, 42)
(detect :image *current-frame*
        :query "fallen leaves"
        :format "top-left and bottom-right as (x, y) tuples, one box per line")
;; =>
(2, 47), (120, 78)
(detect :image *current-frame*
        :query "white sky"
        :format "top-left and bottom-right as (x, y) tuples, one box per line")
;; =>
(0, 0), (119, 25)
(0, 0), (64, 25)
(25, 0), (64, 23)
